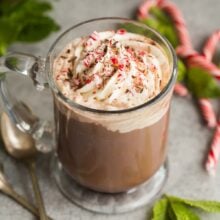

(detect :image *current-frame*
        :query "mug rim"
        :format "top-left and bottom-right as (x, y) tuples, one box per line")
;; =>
(46, 17), (177, 114)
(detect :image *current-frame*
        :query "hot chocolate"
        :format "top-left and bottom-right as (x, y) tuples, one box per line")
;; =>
(53, 30), (172, 193)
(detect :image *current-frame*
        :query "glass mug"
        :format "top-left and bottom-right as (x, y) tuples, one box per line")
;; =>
(0, 18), (177, 213)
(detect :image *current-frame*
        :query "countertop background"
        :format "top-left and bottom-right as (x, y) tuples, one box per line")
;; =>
(0, 0), (220, 219)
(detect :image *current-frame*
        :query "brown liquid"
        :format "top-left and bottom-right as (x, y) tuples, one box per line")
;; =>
(54, 98), (170, 193)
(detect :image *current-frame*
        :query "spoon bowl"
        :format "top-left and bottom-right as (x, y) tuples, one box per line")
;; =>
(1, 112), (37, 159)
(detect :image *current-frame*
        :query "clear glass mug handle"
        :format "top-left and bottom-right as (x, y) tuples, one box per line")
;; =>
(0, 52), (55, 153)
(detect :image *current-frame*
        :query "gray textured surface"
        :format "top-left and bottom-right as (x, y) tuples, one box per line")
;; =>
(0, 0), (220, 219)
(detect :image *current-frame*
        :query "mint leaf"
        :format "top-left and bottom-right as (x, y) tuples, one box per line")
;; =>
(120, 23), (148, 36)
(177, 59), (187, 82)
(159, 24), (179, 47)
(167, 205), (176, 220)
(141, 18), (160, 30)
(17, 15), (59, 42)
(168, 195), (220, 213)
(0, 0), (59, 55)
(141, 7), (179, 47)
(0, 73), (6, 80)
(0, 19), (21, 55)
(124, 7), (179, 47)
(186, 67), (220, 98)
(152, 195), (220, 220)
(16, 0), (52, 15)
(152, 198), (170, 220)
(0, 0), (52, 16)
(170, 202), (200, 220)
(150, 7), (172, 25)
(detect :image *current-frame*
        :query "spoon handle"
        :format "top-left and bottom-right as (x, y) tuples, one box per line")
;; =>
(1, 183), (53, 220)
(26, 160), (48, 220)
(1, 183), (40, 217)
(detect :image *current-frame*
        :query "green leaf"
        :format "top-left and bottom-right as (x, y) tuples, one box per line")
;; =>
(142, 18), (160, 30)
(144, 7), (179, 47)
(0, 0), (25, 15)
(186, 67), (220, 98)
(170, 202), (200, 220)
(0, 18), (21, 55)
(17, 15), (59, 42)
(167, 205), (177, 220)
(0, 0), (59, 55)
(159, 24), (179, 47)
(168, 195), (220, 213)
(141, 19), (179, 47)
(177, 59), (187, 82)
(18, 0), (52, 15)
(0, 72), (6, 80)
(152, 197), (171, 220)
(120, 23), (148, 36)
(0, 0), (52, 16)
(150, 7), (172, 25)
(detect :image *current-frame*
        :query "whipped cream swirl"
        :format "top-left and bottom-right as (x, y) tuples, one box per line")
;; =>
(54, 30), (170, 110)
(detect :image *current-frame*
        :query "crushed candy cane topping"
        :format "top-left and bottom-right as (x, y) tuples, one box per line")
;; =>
(54, 30), (170, 110)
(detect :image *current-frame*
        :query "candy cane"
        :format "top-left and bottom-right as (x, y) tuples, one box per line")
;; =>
(158, 0), (193, 50)
(137, 0), (158, 19)
(174, 83), (188, 97)
(158, 0), (220, 79)
(203, 30), (220, 61)
(203, 30), (220, 175)
(198, 99), (217, 128)
(187, 54), (220, 79)
(176, 45), (197, 58)
(138, 0), (191, 97)
(206, 121), (220, 176)
(158, 1), (218, 126)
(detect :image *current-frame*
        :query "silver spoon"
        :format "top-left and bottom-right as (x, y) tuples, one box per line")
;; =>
(1, 112), (49, 220)
(0, 160), (51, 219)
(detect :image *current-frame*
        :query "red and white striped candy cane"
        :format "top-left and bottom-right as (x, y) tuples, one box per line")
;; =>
(157, 0), (217, 126)
(158, 0), (193, 50)
(161, 1), (218, 126)
(198, 99), (217, 128)
(176, 45), (197, 58)
(174, 83), (188, 97)
(159, 1), (220, 79)
(206, 121), (220, 176)
(187, 54), (220, 79)
(203, 30), (220, 61)
(186, 31), (220, 128)
(204, 30), (220, 175)
(137, 0), (158, 19)
(138, 0), (190, 96)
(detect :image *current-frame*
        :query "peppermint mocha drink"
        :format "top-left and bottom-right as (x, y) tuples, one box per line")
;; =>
(53, 30), (172, 193)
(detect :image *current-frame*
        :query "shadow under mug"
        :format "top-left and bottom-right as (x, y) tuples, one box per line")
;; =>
(0, 18), (177, 213)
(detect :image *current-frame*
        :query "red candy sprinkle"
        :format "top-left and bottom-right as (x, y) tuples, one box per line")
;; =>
(85, 78), (92, 84)
(139, 51), (145, 56)
(117, 29), (127, 35)
(83, 60), (89, 67)
(111, 57), (118, 65)
(126, 47), (134, 55)
(89, 31), (100, 41)
(118, 64), (124, 70)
